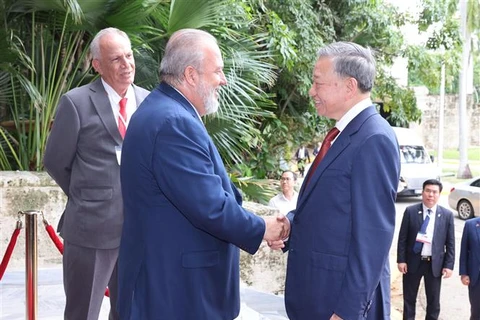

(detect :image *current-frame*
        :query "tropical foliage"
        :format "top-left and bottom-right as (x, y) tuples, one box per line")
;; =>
(407, 0), (479, 99)
(0, 0), (447, 201)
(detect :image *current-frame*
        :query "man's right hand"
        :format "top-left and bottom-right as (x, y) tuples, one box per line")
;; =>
(263, 215), (290, 242)
(397, 263), (408, 274)
(460, 275), (470, 286)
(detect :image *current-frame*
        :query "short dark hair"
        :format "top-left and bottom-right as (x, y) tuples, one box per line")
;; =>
(423, 179), (443, 192)
(281, 170), (297, 181)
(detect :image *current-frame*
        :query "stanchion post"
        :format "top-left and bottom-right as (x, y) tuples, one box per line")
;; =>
(21, 210), (41, 320)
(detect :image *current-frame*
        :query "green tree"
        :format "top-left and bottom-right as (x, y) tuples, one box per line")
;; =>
(0, 0), (282, 201)
(325, 0), (422, 125)
(0, 0), (276, 167)
(2, 0), (457, 198)
(237, 0), (424, 179)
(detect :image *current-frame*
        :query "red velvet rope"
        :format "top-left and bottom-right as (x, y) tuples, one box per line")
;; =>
(43, 219), (109, 297)
(45, 224), (64, 254)
(0, 223), (21, 280)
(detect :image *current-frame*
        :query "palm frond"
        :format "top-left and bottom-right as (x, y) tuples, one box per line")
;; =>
(168, 0), (233, 33)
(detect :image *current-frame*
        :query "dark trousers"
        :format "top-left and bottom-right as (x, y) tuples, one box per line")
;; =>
(469, 279), (480, 320)
(403, 260), (442, 320)
(63, 241), (119, 320)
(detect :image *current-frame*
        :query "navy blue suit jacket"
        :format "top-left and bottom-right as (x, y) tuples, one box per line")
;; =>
(397, 203), (455, 277)
(285, 107), (400, 320)
(460, 217), (480, 286)
(117, 82), (265, 320)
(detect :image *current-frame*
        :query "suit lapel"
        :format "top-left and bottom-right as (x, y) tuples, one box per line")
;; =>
(296, 106), (378, 211)
(90, 79), (123, 145)
(416, 205), (424, 231)
(297, 135), (349, 202)
(132, 84), (145, 109)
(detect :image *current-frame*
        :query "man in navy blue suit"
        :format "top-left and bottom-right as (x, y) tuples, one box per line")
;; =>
(117, 29), (288, 320)
(397, 179), (455, 320)
(270, 42), (400, 319)
(460, 216), (480, 319)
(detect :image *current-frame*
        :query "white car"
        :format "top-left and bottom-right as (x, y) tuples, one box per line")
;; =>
(448, 177), (480, 220)
(393, 127), (440, 197)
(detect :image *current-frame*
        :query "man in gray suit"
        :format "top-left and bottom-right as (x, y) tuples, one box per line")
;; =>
(397, 179), (455, 320)
(44, 27), (149, 320)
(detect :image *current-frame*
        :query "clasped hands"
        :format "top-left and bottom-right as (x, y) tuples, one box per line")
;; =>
(263, 215), (290, 250)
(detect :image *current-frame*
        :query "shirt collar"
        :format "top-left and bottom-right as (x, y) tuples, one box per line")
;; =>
(101, 79), (134, 104)
(281, 191), (298, 202)
(423, 205), (437, 215)
(335, 98), (373, 132)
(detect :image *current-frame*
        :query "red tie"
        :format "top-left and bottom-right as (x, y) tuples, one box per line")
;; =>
(304, 127), (340, 187)
(118, 97), (128, 139)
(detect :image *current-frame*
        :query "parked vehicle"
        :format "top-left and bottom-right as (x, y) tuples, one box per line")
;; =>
(392, 127), (441, 197)
(448, 177), (480, 220)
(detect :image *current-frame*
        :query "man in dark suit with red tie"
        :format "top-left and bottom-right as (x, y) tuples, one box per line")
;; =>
(270, 41), (401, 320)
(397, 179), (455, 320)
(459, 216), (480, 319)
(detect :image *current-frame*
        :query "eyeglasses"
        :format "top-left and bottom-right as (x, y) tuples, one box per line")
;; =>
(280, 177), (293, 181)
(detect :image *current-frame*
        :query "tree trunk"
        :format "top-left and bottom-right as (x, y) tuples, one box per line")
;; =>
(457, 0), (472, 179)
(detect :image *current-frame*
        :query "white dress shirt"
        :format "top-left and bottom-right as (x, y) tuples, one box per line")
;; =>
(332, 98), (373, 144)
(268, 192), (299, 216)
(101, 79), (136, 129)
(421, 205), (437, 256)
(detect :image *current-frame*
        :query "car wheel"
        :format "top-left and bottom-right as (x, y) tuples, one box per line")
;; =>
(457, 200), (474, 220)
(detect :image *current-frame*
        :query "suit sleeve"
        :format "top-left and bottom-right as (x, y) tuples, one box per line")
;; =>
(334, 134), (399, 319)
(459, 221), (470, 275)
(151, 115), (265, 254)
(397, 209), (410, 263)
(443, 211), (455, 270)
(43, 94), (80, 195)
(278, 210), (296, 253)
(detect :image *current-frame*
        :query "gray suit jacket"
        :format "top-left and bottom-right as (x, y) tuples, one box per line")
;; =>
(397, 203), (455, 277)
(44, 79), (149, 249)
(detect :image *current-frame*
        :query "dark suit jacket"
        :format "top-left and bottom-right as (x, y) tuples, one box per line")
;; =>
(460, 217), (480, 286)
(117, 82), (266, 320)
(397, 203), (455, 277)
(285, 106), (400, 320)
(43, 79), (149, 249)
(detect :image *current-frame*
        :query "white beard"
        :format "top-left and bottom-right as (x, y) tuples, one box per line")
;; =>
(199, 81), (219, 115)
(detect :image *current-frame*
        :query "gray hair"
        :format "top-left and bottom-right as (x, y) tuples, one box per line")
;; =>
(90, 28), (131, 60)
(159, 29), (218, 85)
(317, 41), (376, 93)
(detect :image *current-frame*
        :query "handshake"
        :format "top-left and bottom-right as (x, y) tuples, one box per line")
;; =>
(262, 215), (290, 250)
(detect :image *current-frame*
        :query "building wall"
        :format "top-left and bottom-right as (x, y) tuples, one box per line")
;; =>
(411, 89), (479, 150)
(0, 172), (287, 294)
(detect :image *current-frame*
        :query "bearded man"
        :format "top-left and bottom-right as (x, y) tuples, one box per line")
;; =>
(117, 28), (288, 320)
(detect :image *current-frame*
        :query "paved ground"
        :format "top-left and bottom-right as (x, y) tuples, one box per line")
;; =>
(0, 267), (288, 320)
(1, 180), (474, 319)
(391, 187), (471, 320)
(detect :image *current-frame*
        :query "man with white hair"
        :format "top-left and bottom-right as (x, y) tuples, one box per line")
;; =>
(44, 28), (149, 320)
(117, 28), (288, 320)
